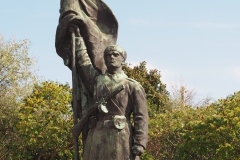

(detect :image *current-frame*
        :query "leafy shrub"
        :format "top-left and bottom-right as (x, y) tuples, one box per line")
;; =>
(16, 81), (82, 159)
(176, 92), (240, 160)
(145, 92), (240, 160)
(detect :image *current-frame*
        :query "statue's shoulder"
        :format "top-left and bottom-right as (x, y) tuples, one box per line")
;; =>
(126, 77), (137, 83)
(126, 78), (141, 86)
(126, 78), (145, 94)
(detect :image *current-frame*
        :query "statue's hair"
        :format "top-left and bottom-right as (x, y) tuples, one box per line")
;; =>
(104, 45), (127, 61)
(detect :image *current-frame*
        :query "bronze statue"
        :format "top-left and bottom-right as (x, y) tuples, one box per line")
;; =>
(56, 1), (148, 159)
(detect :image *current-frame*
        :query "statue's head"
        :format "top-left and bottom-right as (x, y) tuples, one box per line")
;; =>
(103, 45), (127, 72)
(104, 45), (127, 61)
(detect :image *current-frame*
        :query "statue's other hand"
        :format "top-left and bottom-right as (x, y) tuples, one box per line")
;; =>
(68, 24), (80, 37)
(132, 145), (144, 156)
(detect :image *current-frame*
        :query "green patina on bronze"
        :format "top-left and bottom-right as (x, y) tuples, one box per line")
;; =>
(55, 1), (148, 160)
(56, 0), (118, 73)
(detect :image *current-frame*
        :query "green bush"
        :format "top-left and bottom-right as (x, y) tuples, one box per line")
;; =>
(145, 92), (240, 160)
(146, 107), (194, 159)
(0, 34), (36, 159)
(16, 81), (82, 159)
(176, 92), (240, 160)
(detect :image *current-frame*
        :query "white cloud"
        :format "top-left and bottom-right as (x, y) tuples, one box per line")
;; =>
(128, 18), (151, 26)
(0, 9), (15, 14)
(152, 21), (240, 30)
(190, 21), (240, 29)
(127, 62), (176, 84)
(129, 18), (144, 25)
(231, 67), (240, 82)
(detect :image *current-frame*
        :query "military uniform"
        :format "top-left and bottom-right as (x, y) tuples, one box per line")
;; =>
(76, 41), (148, 160)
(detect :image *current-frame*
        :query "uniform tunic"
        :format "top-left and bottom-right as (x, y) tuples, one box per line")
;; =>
(76, 49), (148, 160)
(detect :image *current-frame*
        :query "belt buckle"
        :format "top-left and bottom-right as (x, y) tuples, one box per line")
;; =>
(113, 115), (126, 130)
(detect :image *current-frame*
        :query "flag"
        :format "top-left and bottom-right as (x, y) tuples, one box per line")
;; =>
(55, 1), (118, 150)
(55, 0), (118, 72)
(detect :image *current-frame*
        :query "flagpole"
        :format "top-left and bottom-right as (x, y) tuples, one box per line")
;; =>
(71, 32), (79, 160)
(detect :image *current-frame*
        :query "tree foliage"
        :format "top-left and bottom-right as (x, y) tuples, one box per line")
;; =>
(16, 81), (78, 159)
(176, 92), (240, 160)
(171, 83), (196, 108)
(123, 61), (170, 115)
(170, 82), (212, 108)
(0, 34), (36, 159)
(1, 41), (239, 160)
(145, 92), (240, 160)
(0, 34), (36, 101)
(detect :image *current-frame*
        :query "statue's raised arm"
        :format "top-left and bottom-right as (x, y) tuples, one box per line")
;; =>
(56, 0), (118, 73)
(55, 1), (148, 160)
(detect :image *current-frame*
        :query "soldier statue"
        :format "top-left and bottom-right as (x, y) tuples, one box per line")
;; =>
(56, 1), (148, 159)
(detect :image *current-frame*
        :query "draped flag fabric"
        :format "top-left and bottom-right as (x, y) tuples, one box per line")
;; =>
(55, 0), (118, 72)
(55, 1), (118, 149)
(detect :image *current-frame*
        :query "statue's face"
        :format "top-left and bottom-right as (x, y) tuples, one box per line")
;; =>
(104, 50), (124, 70)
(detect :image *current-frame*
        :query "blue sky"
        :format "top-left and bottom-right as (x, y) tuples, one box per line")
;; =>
(1, 1), (240, 101)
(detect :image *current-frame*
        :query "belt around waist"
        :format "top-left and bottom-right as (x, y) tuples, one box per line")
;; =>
(98, 115), (128, 121)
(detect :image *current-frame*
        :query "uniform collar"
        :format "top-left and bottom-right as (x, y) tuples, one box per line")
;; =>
(106, 70), (128, 83)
